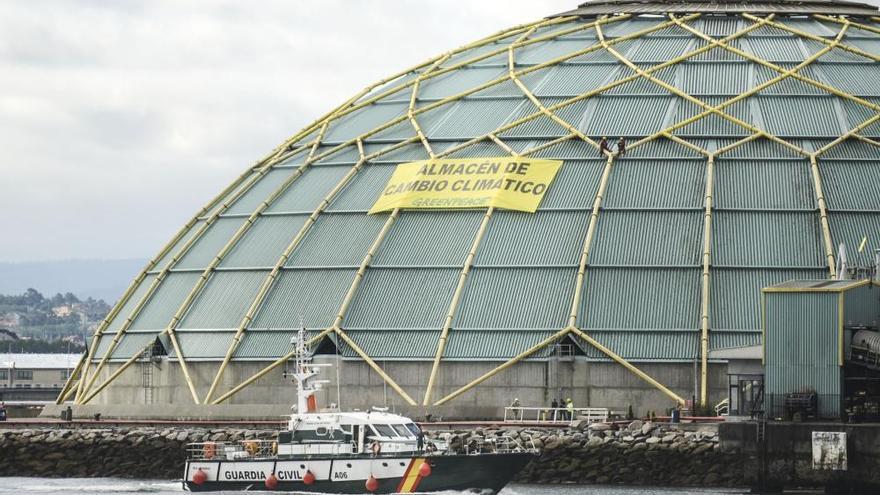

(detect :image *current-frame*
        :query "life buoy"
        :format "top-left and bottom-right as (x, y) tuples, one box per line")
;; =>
(370, 441), (381, 456)
(244, 440), (259, 456)
(271, 441), (278, 455)
(203, 442), (216, 460)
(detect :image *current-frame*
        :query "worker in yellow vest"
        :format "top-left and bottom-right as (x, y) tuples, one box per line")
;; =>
(565, 398), (574, 421)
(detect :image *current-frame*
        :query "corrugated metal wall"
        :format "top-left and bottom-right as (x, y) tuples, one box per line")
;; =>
(764, 291), (842, 417)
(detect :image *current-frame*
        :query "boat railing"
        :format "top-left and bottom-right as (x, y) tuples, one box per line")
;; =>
(503, 406), (609, 424)
(187, 440), (277, 461)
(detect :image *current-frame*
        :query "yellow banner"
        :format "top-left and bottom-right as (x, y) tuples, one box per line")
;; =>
(369, 157), (562, 214)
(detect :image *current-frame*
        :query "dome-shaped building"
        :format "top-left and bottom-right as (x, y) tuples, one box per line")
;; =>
(63, 0), (880, 418)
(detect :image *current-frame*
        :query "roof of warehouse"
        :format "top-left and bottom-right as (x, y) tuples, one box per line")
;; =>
(85, 9), (880, 367)
(0, 354), (80, 370)
(554, 0), (880, 16)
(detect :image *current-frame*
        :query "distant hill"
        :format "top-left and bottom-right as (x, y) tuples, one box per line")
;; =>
(0, 259), (146, 304)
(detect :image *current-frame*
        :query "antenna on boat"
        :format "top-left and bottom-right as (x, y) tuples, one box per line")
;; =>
(286, 319), (329, 414)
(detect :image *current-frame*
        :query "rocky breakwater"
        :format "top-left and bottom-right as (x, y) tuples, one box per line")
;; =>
(0, 427), (275, 478)
(428, 420), (744, 487)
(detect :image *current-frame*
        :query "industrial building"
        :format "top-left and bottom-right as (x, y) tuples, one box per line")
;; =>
(58, 0), (880, 419)
(1, 354), (80, 402)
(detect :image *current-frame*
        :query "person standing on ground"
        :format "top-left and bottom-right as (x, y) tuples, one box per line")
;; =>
(550, 398), (559, 421)
(565, 397), (574, 421)
(510, 397), (521, 421)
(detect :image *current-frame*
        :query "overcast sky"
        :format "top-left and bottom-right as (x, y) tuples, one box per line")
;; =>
(1, 1), (878, 262)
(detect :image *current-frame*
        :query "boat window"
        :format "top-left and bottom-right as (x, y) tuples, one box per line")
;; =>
(392, 424), (413, 437)
(405, 423), (422, 436)
(316, 427), (329, 436)
(373, 424), (397, 437)
(278, 432), (292, 443)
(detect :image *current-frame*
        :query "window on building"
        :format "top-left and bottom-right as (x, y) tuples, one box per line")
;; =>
(60, 370), (70, 380)
(16, 370), (33, 380)
(0, 370), (7, 380)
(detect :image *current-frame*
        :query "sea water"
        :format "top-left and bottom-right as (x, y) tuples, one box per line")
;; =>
(0, 478), (750, 495)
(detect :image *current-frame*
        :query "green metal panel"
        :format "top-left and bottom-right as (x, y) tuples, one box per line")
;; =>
(129, 272), (201, 330)
(603, 18), (665, 37)
(179, 271), (267, 329)
(778, 18), (836, 37)
(444, 330), (557, 360)
(843, 285), (880, 328)
(285, 213), (386, 267)
(627, 37), (692, 63)
(475, 211), (590, 266)
(712, 211), (824, 267)
(175, 218), (246, 270)
(764, 291), (842, 417)
(841, 98), (880, 137)
(430, 99), (525, 139)
(692, 39), (744, 61)
(678, 62), (751, 95)
(675, 96), (753, 137)
(419, 67), (507, 100)
(582, 96), (673, 136)
(170, 331), (235, 360)
(828, 212), (880, 266)
(102, 275), (153, 336)
(759, 96), (845, 136)
(534, 65), (624, 97)
(372, 211), (481, 267)
(821, 160), (880, 211)
(266, 165), (353, 213)
(225, 168), (292, 216)
(814, 63), (880, 96)
(323, 102), (408, 144)
(579, 330), (698, 361)
(367, 143), (430, 163)
(604, 159), (704, 209)
(220, 215), (309, 268)
(590, 210), (702, 266)
(109, 332), (158, 361)
(370, 105), (446, 141)
(530, 138), (595, 159)
(444, 141), (509, 158)
(528, 159), (601, 210)
(754, 65), (826, 95)
(697, 16), (745, 36)
(625, 137), (703, 158)
(151, 220), (206, 271)
(314, 144), (361, 165)
(744, 36), (808, 62)
(232, 330), (299, 359)
(847, 38), (880, 55)
(500, 97), (588, 138)
(251, 269), (356, 330)
(456, 267), (575, 329)
(720, 137), (803, 158)
(814, 43), (875, 63)
(202, 169), (264, 219)
(714, 159), (813, 209)
(471, 71), (547, 98)
(818, 139), (880, 159)
(337, 329), (440, 359)
(516, 39), (596, 65)
(710, 268), (827, 331)
(345, 268), (459, 329)
(710, 331), (761, 351)
(606, 67), (675, 94)
(581, 267), (701, 330)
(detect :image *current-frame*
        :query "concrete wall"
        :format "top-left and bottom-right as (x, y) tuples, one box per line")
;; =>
(79, 357), (728, 419)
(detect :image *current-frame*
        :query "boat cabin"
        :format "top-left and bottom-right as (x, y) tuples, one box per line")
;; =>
(278, 410), (428, 457)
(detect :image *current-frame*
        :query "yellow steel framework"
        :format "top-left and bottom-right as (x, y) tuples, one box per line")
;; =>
(65, 9), (880, 410)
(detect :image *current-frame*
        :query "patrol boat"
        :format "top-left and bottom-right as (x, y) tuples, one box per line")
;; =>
(183, 329), (537, 493)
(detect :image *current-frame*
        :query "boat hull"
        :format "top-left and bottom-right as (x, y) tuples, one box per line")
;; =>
(184, 452), (534, 493)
